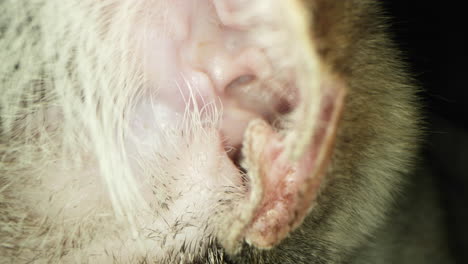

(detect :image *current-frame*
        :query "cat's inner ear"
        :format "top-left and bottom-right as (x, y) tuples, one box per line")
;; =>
(134, 0), (347, 251)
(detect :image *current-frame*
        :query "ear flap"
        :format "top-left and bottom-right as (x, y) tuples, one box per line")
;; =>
(241, 74), (346, 249)
(207, 0), (348, 252)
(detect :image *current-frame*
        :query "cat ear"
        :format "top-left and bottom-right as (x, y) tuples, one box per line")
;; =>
(136, 0), (347, 252)
(197, 0), (348, 252)
(240, 74), (345, 249)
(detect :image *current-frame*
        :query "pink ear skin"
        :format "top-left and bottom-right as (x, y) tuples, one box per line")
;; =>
(242, 75), (346, 249)
(140, 0), (347, 253)
(196, 1), (348, 251)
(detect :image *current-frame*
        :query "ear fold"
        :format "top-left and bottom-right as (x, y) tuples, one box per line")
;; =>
(206, 0), (348, 253)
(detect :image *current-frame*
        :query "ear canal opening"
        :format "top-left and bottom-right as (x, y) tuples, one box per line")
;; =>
(225, 74), (256, 91)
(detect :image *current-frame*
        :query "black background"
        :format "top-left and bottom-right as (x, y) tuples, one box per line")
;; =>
(384, 2), (467, 262)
